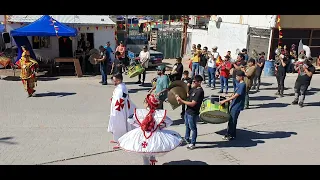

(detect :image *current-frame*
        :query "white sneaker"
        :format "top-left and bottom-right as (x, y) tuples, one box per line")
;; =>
(187, 144), (195, 150)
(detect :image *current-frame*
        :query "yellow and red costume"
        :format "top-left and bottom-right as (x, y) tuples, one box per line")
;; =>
(19, 50), (39, 96)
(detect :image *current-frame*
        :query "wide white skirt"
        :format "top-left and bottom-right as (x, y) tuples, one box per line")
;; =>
(118, 128), (182, 157)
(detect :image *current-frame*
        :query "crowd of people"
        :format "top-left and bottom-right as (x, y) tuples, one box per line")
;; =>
(16, 41), (317, 165)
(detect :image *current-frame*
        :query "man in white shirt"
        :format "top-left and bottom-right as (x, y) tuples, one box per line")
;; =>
(207, 53), (217, 90)
(136, 46), (150, 86)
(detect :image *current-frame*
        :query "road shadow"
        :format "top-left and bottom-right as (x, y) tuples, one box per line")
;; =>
(260, 82), (273, 86)
(250, 96), (277, 101)
(307, 88), (320, 95)
(128, 88), (151, 94)
(260, 87), (291, 91)
(172, 118), (184, 126)
(249, 102), (290, 109)
(33, 92), (76, 98)
(304, 102), (320, 107)
(2, 76), (59, 81)
(163, 159), (209, 165)
(196, 129), (297, 149)
(0, 137), (18, 145)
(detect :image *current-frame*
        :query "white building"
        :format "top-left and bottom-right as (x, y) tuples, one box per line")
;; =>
(6, 15), (116, 60)
(186, 15), (277, 59)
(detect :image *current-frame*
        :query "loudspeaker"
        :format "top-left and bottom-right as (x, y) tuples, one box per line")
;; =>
(2, 32), (10, 44)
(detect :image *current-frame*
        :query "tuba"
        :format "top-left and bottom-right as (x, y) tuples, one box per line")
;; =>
(298, 39), (311, 61)
(167, 80), (188, 110)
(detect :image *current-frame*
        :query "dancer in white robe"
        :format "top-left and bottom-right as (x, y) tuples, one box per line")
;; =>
(108, 73), (136, 149)
(118, 94), (182, 165)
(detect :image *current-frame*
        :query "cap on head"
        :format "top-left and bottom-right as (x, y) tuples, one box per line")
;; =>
(156, 65), (166, 72)
(236, 70), (245, 77)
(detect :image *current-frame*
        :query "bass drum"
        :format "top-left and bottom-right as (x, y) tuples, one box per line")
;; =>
(199, 95), (230, 124)
(127, 63), (145, 78)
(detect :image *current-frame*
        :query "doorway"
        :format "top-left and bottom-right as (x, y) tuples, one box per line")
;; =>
(59, 36), (73, 57)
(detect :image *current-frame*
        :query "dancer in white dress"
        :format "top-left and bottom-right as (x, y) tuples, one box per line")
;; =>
(118, 94), (182, 165)
(108, 73), (136, 149)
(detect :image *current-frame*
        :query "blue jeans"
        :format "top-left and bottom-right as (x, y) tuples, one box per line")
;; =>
(184, 112), (198, 145)
(220, 76), (228, 93)
(100, 62), (107, 84)
(192, 62), (199, 78)
(207, 67), (216, 87)
(232, 78), (238, 92)
(227, 107), (241, 138)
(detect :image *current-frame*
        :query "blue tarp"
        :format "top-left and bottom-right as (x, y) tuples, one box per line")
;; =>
(0, 24), (5, 32)
(10, 15), (77, 63)
(11, 15), (77, 37)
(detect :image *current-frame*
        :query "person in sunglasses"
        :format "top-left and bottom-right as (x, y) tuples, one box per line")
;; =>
(176, 75), (204, 150)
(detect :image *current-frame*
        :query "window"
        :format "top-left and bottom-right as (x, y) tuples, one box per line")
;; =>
(311, 30), (320, 38)
(32, 36), (50, 49)
(310, 47), (320, 57)
(310, 39), (320, 46)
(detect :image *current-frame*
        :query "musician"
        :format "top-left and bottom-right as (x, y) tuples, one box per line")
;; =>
(181, 70), (192, 119)
(108, 73), (136, 149)
(176, 75), (205, 150)
(149, 65), (169, 109)
(242, 58), (256, 109)
(241, 48), (249, 61)
(169, 57), (183, 81)
(111, 51), (122, 76)
(19, 46), (39, 97)
(219, 71), (246, 141)
(232, 53), (246, 92)
(275, 54), (288, 97)
(116, 41), (126, 74)
(136, 46), (150, 86)
(217, 55), (232, 94)
(94, 46), (109, 85)
(288, 44), (297, 73)
(292, 58), (315, 107)
(252, 52), (266, 91)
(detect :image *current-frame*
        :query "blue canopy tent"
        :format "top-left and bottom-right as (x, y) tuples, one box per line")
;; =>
(10, 15), (77, 64)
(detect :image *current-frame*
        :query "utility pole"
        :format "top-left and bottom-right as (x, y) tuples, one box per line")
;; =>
(125, 15), (129, 45)
(168, 15), (171, 29)
(161, 15), (164, 32)
(181, 15), (189, 56)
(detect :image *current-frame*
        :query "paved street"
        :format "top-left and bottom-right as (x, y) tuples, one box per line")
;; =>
(0, 66), (320, 165)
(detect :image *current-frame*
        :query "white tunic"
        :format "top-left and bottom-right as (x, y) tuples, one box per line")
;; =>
(118, 109), (182, 157)
(107, 83), (136, 141)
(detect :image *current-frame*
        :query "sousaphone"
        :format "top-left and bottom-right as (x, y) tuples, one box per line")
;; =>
(167, 80), (188, 110)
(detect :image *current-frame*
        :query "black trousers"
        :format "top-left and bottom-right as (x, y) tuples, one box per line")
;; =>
(294, 81), (309, 104)
(138, 70), (146, 82)
(253, 69), (262, 89)
(276, 72), (286, 94)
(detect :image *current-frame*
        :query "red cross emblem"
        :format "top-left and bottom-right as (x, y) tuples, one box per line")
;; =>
(141, 141), (148, 148)
(115, 98), (125, 111)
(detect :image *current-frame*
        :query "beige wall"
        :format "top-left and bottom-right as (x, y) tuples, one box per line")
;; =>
(280, 15), (320, 29)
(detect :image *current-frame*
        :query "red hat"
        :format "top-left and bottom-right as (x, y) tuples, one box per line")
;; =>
(145, 94), (160, 109)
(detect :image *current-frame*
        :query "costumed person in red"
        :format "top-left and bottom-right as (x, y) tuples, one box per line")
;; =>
(19, 45), (39, 97)
(118, 94), (182, 165)
(108, 73), (136, 149)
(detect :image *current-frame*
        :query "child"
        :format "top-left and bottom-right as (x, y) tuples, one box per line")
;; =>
(219, 70), (246, 140)
(181, 70), (192, 118)
(111, 51), (123, 76)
